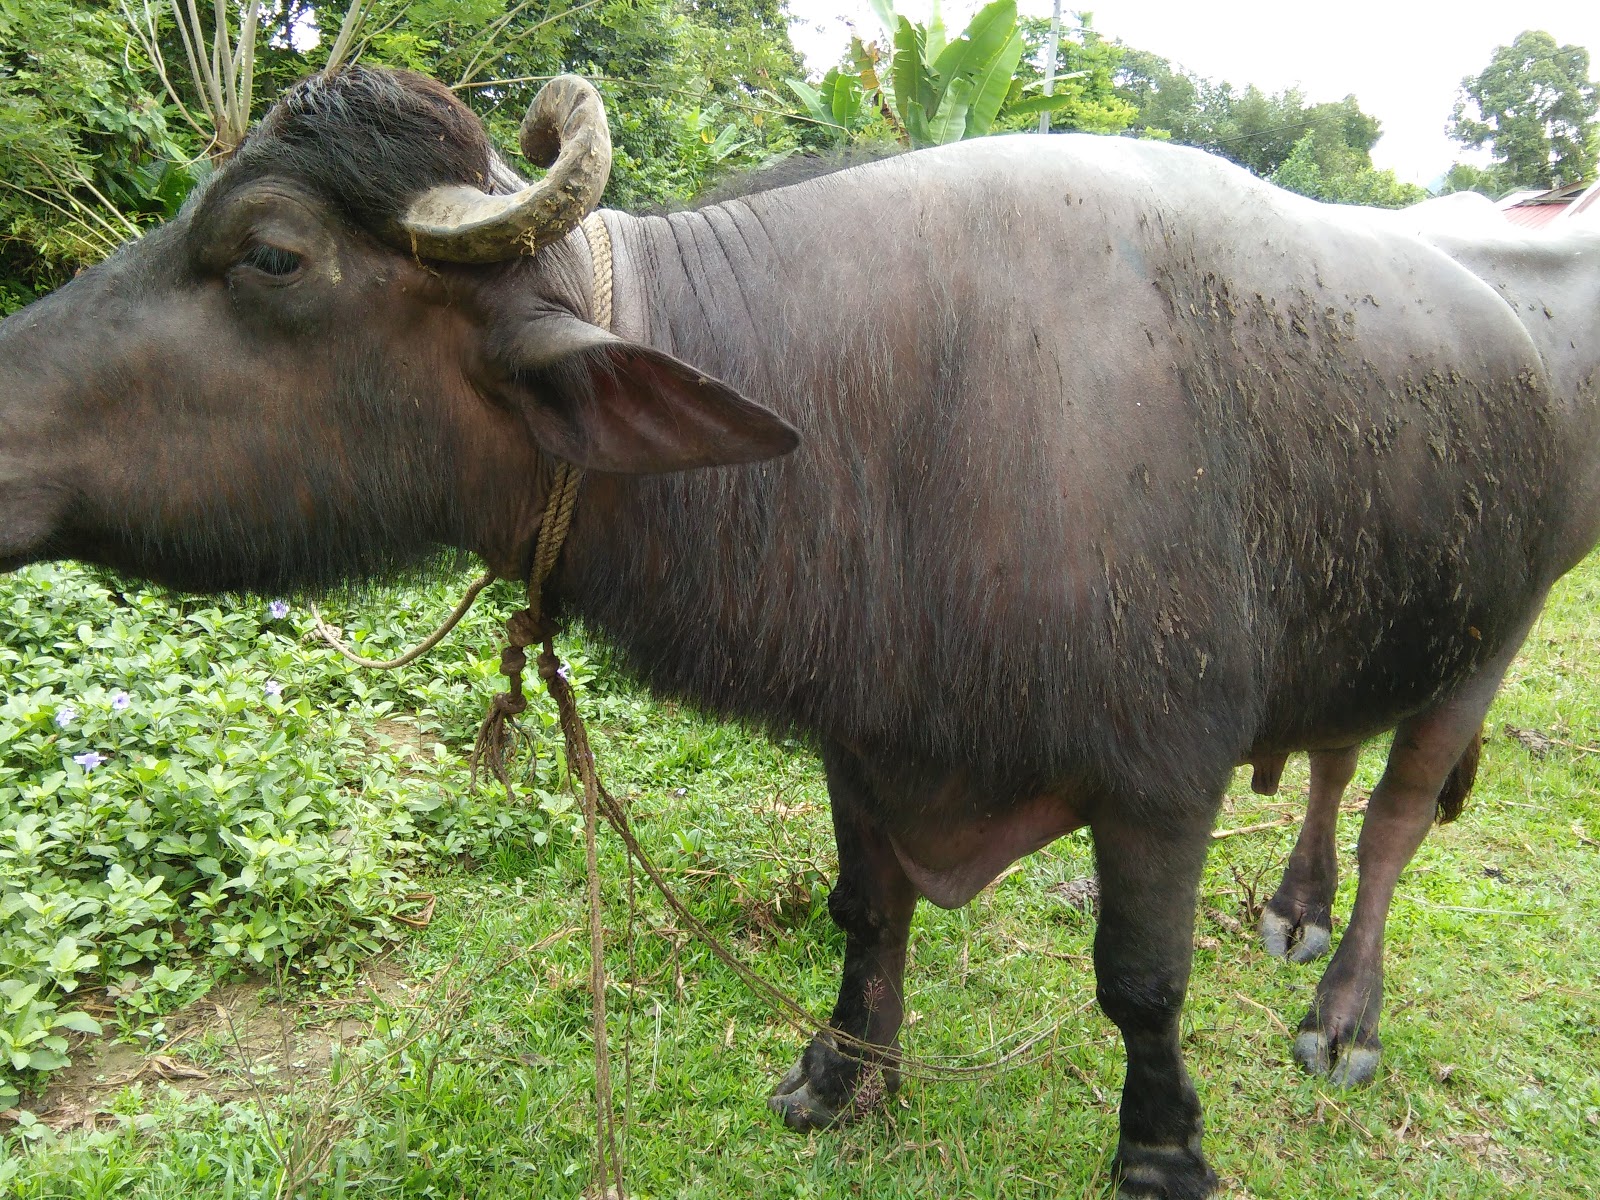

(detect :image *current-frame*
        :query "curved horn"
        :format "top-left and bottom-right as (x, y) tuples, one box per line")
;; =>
(396, 75), (612, 264)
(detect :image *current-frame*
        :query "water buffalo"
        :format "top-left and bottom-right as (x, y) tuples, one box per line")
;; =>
(2, 67), (1597, 1198)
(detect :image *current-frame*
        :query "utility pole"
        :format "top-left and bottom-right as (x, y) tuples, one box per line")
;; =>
(1038, 0), (1062, 134)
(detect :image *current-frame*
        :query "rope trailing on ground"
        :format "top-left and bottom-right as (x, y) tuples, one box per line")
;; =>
(569, 742), (1075, 1081)
(540, 639), (624, 1198)
(311, 571), (497, 668)
(494, 209), (621, 1198)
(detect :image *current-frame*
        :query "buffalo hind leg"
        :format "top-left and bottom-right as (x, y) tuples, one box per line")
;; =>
(1093, 798), (1222, 1199)
(1261, 729), (1483, 965)
(769, 742), (917, 1130)
(1295, 677), (1508, 1086)
(1260, 745), (1360, 963)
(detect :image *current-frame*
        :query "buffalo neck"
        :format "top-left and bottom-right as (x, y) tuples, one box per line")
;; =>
(556, 199), (848, 736)
(550, 195), (947, 761)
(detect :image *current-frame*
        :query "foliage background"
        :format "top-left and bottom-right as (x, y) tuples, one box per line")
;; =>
(1446, 29), (1599, 196)
(0, 556), (1596, 1197)
(0, 0), (805, 313)
(13, 5), (1595, 318)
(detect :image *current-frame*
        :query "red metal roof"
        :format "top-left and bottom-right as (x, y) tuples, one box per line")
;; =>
(1499, 179), (1597, 228)
(1501, 202), (1573, 229)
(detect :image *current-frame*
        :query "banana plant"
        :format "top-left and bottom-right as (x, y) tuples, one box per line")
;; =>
(889, 0), (1024, 147)
(787, 68), (868, 143)
(787, 0), (1081, 149)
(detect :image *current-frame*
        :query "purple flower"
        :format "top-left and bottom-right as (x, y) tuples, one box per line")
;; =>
(110, 691), (131, 711)
(264, 680), (284, 698)
(73, 751), (105, 770)
(55, 705), (77, 729)
(269, 600), (290, 620)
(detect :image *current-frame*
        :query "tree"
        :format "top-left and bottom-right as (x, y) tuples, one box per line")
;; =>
(1439, 161), (1503, 198)
(1, 0), (809, 312)
(1113, 49), (1412, 200)
(1004, 13), (1134, 135)
(0, 0), (193, 311)
(1114, 52), (1392, 181)
(1269, 133), (1426, 208)
(1449, 30), (1599, 189)
(178, 0), (806, 207)
(1115, 47), (1206, 144)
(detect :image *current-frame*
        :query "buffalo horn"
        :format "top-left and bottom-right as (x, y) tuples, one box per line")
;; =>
(395, 75), (611, 263)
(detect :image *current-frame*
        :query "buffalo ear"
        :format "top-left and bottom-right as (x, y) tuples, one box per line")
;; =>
(497, 315), (799, 473)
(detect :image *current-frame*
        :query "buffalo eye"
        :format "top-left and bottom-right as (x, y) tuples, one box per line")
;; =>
(238, 243), (303, 277)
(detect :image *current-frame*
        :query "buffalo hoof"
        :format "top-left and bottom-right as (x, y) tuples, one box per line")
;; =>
(767, 1032), (897, 1133)
(1259, 906), (1332, 963)
(1114, 1138), (1219, 1199)
(1292, 1028), (1381, 1087)
(768, 1066), (843, 1132)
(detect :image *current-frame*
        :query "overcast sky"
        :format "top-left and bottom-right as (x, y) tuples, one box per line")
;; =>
(784, 1), (1600, 187)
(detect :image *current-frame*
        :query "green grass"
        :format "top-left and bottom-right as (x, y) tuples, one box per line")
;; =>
(2, 558), (1599, 1198)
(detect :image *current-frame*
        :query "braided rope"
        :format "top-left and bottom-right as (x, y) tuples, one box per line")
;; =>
(582, 211), (614, 330)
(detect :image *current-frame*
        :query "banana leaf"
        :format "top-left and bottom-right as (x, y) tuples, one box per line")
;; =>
(786, 78), (837, 129)
(825, 70), (864, 127)
(1004, 91), (1083, 117)
(964, 27), (1025, 137)
(892, 16), (934, 137)
(931, 0), (1016, 82)
(928, 74), (976, 145)
(902, 98), (933, 149)
(925, 0), (948, 67)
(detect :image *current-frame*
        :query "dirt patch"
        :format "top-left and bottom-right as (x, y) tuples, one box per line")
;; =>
(11, 960), (416, 1132)
(364, 716), (442, 760)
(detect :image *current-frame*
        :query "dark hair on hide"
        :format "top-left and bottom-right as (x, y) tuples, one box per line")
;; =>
(681, 144), (905, 211)
(230, 67), (492, 231)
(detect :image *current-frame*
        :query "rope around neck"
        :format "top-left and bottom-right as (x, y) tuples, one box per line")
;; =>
(313, 213), (610, 673)
(475, 209), (621, 1198)
(467, 214), (609, 795)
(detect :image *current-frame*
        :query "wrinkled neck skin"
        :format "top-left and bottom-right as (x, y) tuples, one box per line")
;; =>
(464, 228), (600, 578)
(555, 199), (894, 747)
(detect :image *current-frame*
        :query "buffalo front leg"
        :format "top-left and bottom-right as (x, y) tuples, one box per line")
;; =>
(769, 742), (917, 1131)
(1260, 745), (1360, 963)
(1295, 679), (1507, 1086)
(1093, 802), (1221, 1200)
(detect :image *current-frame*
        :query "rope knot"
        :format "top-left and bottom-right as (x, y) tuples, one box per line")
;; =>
(471, 606), (548, 797)
(487, 689), (527, 720)
(498, 643), (527, 680)
(508, 608), (552, 648)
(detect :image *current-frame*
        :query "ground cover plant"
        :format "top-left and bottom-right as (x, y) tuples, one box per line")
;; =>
(0, 556), (1596, 1197)
(0, 564), (581, 1109)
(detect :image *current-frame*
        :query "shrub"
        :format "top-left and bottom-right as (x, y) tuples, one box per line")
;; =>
(0, 563), (580, 1106)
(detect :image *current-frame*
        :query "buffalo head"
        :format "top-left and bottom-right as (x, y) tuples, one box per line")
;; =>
(0, 68), (797, 594)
